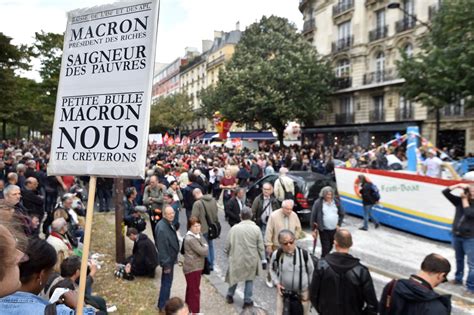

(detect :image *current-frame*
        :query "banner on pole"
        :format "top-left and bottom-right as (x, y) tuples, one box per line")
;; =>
(48, 0), (160, 179)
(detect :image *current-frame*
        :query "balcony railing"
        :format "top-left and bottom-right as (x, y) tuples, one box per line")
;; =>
(333, 0), (354, 16)
(396, 106), (414, 121)
(303, 18), (316, 34)
(332, 77), (352, 90)
(369, 25), (388, 42)
(369, 110), (385, 122)
(395, 16), (417, 33)
(363, 68), (398, 85)
(336, 112), (355, 124)
(331, 36), (354, 53)
(206, 55), (225, 70)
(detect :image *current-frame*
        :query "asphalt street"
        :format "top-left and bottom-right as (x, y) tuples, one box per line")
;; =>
(178, 204), (474, 314)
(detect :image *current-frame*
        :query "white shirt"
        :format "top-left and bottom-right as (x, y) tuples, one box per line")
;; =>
(424, 157), (443, 178)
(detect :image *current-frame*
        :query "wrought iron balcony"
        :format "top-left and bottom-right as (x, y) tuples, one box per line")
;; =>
(303, 18), (316, 34)
(369, 25), (388, 42)
(332, 77), (352, 90)
(395, 16), (417, 33)
(336, 112), (354, 124)
(331, 36), (354, 53)
(363, 68), (398, 85)
(206, 55), (225, 70)
(369, 110), (385, 122)
(333, 0), (354, 17)
(396, 106), (414, 121)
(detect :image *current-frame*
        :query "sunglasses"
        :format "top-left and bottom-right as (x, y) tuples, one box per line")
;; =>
(282, 240), (295, 246)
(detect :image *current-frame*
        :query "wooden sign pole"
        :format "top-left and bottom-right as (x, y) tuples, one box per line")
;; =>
(77, 176), (97, 314)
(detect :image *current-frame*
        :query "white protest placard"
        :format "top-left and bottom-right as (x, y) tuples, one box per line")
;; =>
(48, 0), (160, 178)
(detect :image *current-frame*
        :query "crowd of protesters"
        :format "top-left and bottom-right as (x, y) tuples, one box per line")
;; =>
(0, 137), (467, 315)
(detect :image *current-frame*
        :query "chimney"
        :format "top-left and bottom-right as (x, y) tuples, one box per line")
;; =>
(236, 21), (240, 31)
(202, 40), (212, 52)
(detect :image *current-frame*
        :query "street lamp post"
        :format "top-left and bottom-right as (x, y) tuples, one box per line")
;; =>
(387, 1), (440, 146)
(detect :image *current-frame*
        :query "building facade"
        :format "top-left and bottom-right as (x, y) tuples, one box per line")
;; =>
(152, 57), (188, 101)
(300, 0), (473, 155)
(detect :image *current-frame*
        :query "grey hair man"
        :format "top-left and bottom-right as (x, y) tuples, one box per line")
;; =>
(310, 186), (344, 257)
(273, 167), (295, 202)
(225, 206), (265, 308)
(46, 217), (73, 258)
(251, 182), (280, 235)
(270, 229), (314, 315)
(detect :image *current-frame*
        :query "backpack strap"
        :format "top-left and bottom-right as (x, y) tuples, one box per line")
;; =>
(279, 178), (288, 194)
(385, 279), (398, 309)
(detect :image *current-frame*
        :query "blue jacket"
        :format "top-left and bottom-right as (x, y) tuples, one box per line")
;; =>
(0, 291), (94, 314)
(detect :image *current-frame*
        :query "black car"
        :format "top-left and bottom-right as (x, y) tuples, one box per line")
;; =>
(246, 171), (336, 224)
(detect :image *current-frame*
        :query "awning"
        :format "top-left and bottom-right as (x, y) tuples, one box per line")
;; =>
(202, 131), (276, 141)
(187, 129), (205, 139)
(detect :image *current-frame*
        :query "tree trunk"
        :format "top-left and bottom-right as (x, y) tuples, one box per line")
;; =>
(277, 127), (285, 147)
(114, 178), (125, 263)
(435, 107), (441, 148)
(2, 120), (5, 140)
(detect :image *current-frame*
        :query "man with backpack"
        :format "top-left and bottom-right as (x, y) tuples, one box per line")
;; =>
(358, 175), (380, 231)
(269, 229), (314, 315)
(274, 167), (295, 202)
(310, 229), (378, 315)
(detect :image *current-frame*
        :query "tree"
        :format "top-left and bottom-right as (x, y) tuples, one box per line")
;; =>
(200, 15), (334, 146)
(150, 92), (195, 133)
(397, 0), (474, 146)
(29, 31), (64, 133)
(0, 32), (31, 138)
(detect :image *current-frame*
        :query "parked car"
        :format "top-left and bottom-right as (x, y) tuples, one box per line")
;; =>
(246, 171), (336, 224)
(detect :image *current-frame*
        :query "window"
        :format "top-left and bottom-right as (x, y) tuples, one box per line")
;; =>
(373, 95), (384, 117)
(375, 9), (385, 29)
(340, 96), (353, 114)
(404, 43), (413, 57)
(338, 21), (351, 40)
(335, 59), (351, 77)
(399, 96), (413, 119)
(445, 98), (464, 116)
(403, 0), (414, 16)
(374, 51), (385, 82)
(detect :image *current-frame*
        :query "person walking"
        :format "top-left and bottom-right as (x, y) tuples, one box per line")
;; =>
(310, 186), (344, 257)
(265, 199), (302, 288)
(442, 183), (474, 296)
(269, 229), (314, 315)
(251, 182), (280, 236)
(225, 207), (265, 309)
(154, 206), (180, 312)
(182, 216), (208, 314)
(358, 175), (380, 231)
(274, 168), (295, 202)
(225, 187), (245, 227)
(310, 229), (378, 315)
(379, 253), (451, 315)
(191, 188), (219, 271)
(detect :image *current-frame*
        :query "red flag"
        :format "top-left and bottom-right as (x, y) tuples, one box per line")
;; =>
(175, 136), (181, 144)
(163, 132), (169, 144)
(167, 136), (175, 146)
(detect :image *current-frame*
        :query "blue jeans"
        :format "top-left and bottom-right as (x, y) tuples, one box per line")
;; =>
(158, 265), (174, 309)
(363, 204), (379, 229)
(452, 235), (474, 291)
(227, 280), (253, 304)
(203, 233), (215, 270)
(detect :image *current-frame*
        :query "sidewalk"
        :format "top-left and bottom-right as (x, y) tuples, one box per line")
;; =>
(122, 213), (238, 315)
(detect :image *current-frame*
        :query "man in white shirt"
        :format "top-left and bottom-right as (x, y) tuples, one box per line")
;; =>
(423, 150), (443, 178)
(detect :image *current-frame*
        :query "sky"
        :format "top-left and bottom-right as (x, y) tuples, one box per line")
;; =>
(0, 0), (303, 80)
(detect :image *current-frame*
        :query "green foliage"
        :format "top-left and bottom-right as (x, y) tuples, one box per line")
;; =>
(0, 32), (31, 131)
(150, 92), (195, 132)
(397, 0), (474, 110)
(30, 31), (64, 132)
(201, 15), (334, 145)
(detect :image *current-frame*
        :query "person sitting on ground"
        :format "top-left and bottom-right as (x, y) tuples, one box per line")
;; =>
(164, 297), (189, 315)
(125, 227), (158, 278)
(0, 238), (92, 314)
(379, 253), (451, 315)
(60, 255), (107, 313)
(46, 218), (74, 259)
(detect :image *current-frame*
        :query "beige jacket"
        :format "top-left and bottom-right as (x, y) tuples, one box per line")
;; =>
(183, 232), (208, 274)
(274, 175), (295, 202)
(264, 209), (302, 248)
